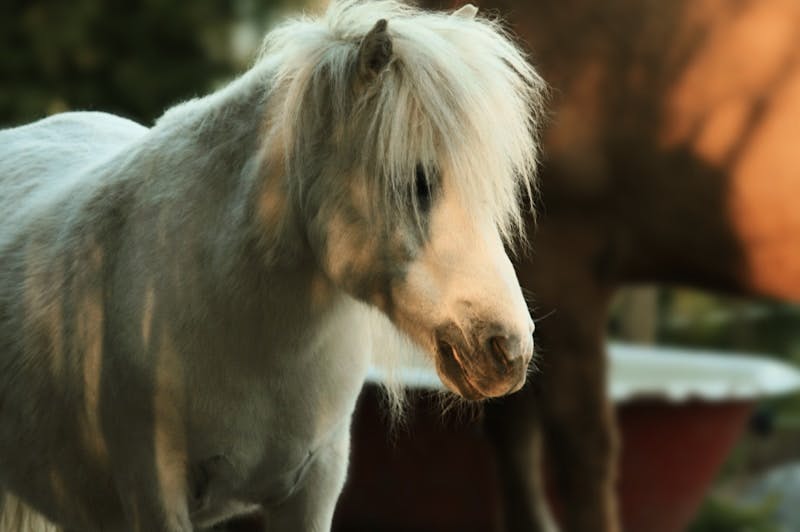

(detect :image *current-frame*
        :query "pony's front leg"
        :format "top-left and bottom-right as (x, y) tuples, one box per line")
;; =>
(261, 432), (350, 532)
(114, 474), (193, 532)
(109, 424), (194, 531)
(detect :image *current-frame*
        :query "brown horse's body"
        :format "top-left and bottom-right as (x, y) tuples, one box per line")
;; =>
(419, 0), (800, 530)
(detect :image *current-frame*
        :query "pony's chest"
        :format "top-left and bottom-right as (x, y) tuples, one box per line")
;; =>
(187, 349), (369, 524)
(189, 417), (346, 526)
(183, 297), (373, 523)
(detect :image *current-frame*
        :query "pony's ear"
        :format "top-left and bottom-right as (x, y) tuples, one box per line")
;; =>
(452, 4), (478, 19)
(358, 19), (393, 81)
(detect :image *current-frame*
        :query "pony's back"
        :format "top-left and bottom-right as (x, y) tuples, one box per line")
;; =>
(0, 112), (146, 231)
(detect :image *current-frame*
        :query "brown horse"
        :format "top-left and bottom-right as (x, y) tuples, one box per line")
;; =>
(420, 0), (800, 530)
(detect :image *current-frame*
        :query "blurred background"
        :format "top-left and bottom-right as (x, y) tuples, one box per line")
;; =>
(0, 0), (301, 126)
(3, 1), (800, 531)
(610, 286), (800, 531)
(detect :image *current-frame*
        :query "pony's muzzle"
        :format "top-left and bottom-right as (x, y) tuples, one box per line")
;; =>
(434, 322), (534, 400)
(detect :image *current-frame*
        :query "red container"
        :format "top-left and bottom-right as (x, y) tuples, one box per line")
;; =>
(334, 387), (502, 532)
(333, 387), (754, 532)
(613, 400), (753, 532)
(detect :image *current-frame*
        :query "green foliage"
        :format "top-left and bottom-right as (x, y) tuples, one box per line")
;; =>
(689, 495), (781, 532)
(1, 0), (289, 126)
(652, 289), (800, 362)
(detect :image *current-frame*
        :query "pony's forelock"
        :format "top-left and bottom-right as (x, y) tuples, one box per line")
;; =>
(259, 0), (546, 245)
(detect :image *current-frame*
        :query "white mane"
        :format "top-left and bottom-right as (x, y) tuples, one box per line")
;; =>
(261, 0), (546, 243)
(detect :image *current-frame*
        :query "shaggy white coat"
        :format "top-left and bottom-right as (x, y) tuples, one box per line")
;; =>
(0, 1), (544, 530)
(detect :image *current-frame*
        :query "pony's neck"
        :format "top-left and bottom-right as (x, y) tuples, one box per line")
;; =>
(154, 59), (306, 267)
(153, 62), (274, 186)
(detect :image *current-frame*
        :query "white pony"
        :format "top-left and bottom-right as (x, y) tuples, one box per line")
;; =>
(0, 1), (545, 530)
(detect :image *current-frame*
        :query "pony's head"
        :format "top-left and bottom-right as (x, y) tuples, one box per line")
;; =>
(264, 1), (545, 400)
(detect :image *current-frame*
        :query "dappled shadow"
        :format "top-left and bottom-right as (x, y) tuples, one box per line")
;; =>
(0, 137), (229, 528)
(0, 91), (308, 529)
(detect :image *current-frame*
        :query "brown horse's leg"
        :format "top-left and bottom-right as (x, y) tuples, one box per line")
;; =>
(536, 307), (620, 532)
(485, 389), (558, 532)
(485, 299), (620, 532)
(487, 215), (621, 531)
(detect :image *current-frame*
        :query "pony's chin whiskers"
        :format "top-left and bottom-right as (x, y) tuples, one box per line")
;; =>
(431, 389), (484, 425)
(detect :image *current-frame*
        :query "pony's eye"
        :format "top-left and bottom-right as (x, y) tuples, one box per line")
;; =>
(414, 163), (432, 211)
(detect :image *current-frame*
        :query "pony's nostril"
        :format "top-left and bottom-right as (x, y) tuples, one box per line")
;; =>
(489, 333), (534, 369)
(490, 335), (521, 365)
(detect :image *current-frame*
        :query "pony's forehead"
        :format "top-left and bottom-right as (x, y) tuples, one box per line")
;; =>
(321, 3), (542, 158)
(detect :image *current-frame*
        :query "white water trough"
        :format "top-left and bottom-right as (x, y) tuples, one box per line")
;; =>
(367, 341), (800, 403)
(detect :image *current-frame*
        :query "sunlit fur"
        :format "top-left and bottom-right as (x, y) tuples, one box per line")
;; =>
(0, 2), (544, 531)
